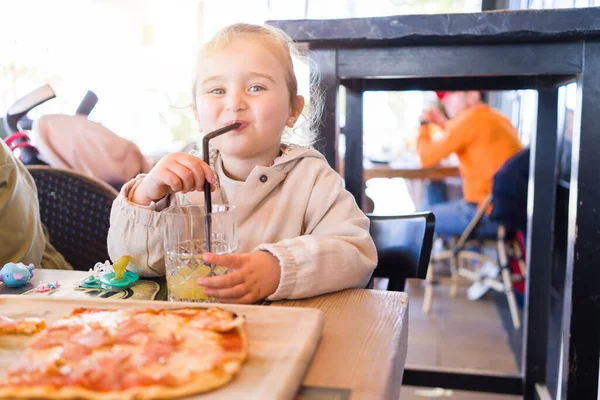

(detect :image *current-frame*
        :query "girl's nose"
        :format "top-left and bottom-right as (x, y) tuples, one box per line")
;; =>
(225, 92), (247, 112)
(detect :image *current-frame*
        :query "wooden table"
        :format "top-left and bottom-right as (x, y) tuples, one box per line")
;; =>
(1, 269), (408, 400)
(363, 163), (459, 182)
(279, 290), (408, 400)
(339, 159), (460, 182)
(338, 158), (461, 212)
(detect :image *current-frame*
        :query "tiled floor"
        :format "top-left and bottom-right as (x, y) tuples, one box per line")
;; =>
(395, 279), (521, 400)
(401, 387), (521, 400)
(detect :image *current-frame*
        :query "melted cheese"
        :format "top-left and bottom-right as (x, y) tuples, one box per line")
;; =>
(1, 307), (246, 392)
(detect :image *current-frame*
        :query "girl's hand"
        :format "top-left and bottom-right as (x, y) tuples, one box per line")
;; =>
(131, 152), (216, 206)
(197, 251), (281, 304)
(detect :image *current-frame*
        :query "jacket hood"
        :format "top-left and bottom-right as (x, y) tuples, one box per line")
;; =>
(271, 145), (327, 175)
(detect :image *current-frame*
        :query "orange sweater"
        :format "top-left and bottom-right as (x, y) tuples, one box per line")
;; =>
(417, 104), (522, 206)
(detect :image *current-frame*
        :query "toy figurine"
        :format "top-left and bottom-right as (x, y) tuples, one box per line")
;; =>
(0, 262), (35, 287)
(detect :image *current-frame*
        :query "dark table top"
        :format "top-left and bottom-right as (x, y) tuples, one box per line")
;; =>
(268, 7), (600, 47)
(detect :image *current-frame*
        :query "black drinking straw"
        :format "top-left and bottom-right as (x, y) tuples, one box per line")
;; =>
(202, 122), (241, 252)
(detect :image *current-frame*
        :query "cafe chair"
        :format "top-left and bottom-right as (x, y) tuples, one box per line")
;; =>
(27, 166), (118, 271)
(367, 212), (436, 291)
(422, 148), (530, 329)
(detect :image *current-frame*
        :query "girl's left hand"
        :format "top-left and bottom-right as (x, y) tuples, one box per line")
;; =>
(197, 251), (281, 304)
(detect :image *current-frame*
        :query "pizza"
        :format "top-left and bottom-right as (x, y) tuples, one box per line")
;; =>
(0, 307), (247, 400)
(0, 315), (47, 335)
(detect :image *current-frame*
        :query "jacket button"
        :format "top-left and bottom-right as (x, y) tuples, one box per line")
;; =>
(259, 175), (268, 183)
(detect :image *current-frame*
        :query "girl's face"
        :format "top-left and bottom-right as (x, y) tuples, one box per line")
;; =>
(195, 37), (301, 162)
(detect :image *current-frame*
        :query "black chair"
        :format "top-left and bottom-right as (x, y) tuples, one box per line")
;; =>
(423, 148), (530, 329)
(27, 166), (118, 271)
(368, 212), (436, 291)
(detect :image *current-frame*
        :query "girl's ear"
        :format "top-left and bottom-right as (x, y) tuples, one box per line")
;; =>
(286, 95), (305, 128)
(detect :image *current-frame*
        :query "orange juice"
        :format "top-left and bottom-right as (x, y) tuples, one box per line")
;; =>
(165, 253), (231, 302)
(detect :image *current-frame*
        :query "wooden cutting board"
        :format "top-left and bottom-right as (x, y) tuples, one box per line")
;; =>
(0, 295), (325, 400)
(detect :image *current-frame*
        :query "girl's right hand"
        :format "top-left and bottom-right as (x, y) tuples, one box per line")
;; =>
(131, 152), (216, 206)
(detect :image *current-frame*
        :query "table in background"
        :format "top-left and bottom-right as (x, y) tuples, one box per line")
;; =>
(340, 159), (461, 212)
(339, 159), (460, 181)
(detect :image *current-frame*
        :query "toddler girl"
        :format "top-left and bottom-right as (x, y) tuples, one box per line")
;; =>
(108, 23), (377, 303)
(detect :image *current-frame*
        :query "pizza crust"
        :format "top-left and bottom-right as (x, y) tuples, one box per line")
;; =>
(0, 316), (47, 335)
(0, 365), (235, 400)
(0, 311), (247, 400)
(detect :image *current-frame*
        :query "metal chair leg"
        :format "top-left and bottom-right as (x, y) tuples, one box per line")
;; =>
(388, 278), (406, 292)
(502, 266), (521, 329)
(423, 264), (434, 314)
(511, 239), (527, 276)
(450, 255), (459, 298)
(497, 227), (521, 329)
(449, 237), (459, 297)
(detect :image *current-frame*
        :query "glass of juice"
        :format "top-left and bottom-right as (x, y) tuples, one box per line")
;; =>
(163, 204), (237, 302)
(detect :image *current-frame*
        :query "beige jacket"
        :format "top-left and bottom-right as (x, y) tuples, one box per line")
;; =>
(0, 141), (71, 269)
(108, 146), (377, 300)
(0, 140), (46, 265)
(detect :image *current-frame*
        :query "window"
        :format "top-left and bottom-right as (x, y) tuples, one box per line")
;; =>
(1, 0), (199, 154)
(1, 0), (483, 155)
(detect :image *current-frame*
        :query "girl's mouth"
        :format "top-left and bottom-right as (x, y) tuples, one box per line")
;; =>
(224, 120), (248, 132)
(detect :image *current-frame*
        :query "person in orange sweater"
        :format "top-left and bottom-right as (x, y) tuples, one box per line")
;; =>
(418, 91), (522, 236)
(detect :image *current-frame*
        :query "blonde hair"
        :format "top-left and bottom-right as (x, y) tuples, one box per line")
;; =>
(192, 23), (322, 147)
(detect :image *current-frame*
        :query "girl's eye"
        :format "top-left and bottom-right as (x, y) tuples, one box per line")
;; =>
(248, 85), (265, 93)
(209, 88), (225, 95)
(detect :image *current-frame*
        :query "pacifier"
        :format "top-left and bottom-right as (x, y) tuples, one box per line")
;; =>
(81, 256), (139, 290)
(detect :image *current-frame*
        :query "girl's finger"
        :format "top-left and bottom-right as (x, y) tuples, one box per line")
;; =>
(153, 169), (184, 193)
(166, 162), (195, 193)
(176, 154), (216, 191)
(174, 160), (204, 193)
(197, 271), (244, 288)
(203, 284), (249, 299)
(219, 292), (257, 305)
(202, 253), (243, 269)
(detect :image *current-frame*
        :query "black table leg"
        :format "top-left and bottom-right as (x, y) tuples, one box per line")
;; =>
(343, 80), (365, 209)
(559, 39), (600, 400)
(311, 49), (339, 170)
(523, 88), (559, 398)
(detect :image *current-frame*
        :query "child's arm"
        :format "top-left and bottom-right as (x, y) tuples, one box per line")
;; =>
(107, 176), (175, 277)
(108, 152), (215, 277)
(257, 165), (377, 301)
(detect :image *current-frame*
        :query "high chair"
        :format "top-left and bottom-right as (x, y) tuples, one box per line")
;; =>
(367, 212), (435, 291)
(27, 166), (118, 271)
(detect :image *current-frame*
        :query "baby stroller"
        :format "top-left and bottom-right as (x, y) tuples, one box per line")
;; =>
(3, 84), (64, 165)
(3, 85), (149, 190)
